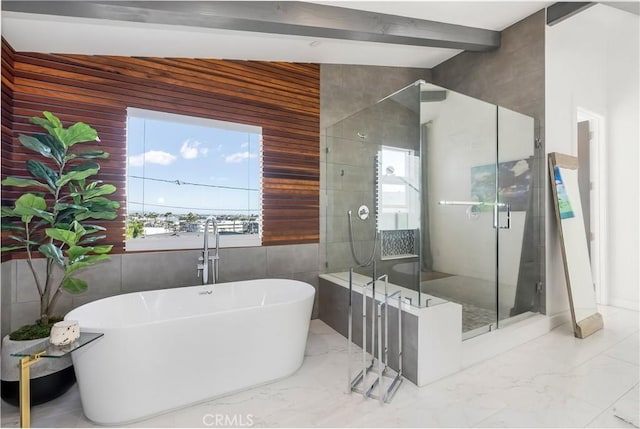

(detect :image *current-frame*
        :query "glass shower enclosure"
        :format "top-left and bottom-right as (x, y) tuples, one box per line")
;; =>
(325, 81), (542, 339)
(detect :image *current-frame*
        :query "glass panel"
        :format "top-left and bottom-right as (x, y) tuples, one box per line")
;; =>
(419, 82), (498, 337)
(325, 82), (423, 305)
(497, 106), (539, 324)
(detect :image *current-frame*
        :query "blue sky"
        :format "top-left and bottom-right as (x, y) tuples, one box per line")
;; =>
(127, 115), (260, 215)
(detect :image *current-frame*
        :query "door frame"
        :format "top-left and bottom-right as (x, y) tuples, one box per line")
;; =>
(576, 107), (607, 305)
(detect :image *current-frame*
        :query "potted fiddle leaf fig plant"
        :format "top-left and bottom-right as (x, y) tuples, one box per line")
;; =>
(1, 111), (119, 405)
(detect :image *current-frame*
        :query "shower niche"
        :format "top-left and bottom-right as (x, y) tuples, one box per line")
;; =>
(323, 80), (543, 340)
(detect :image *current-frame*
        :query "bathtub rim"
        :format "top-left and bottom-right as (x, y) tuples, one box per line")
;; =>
(66, 278), (316, 330)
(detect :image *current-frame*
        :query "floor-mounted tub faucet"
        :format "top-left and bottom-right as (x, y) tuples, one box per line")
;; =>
(198, 216), (220, 285)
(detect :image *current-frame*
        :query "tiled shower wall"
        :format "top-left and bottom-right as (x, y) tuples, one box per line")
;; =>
(1, 244), (320, 337)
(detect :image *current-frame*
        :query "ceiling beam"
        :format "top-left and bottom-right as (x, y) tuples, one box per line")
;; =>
(1, 1), (501, 52)
(546, 2), (596, 26)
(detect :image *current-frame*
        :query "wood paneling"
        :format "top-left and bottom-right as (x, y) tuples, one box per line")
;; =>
(1, 38), (319, 257)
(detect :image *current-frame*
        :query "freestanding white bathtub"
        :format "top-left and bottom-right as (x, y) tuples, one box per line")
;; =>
(65, 279), (315, 425)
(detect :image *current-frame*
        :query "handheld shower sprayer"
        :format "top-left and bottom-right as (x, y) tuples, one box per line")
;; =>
(347, 207), (378, 267)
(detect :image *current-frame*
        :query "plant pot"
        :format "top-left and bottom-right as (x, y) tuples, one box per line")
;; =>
(1, 335), (76, 406)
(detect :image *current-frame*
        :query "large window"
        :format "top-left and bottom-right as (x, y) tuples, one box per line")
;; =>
(126, 108), (262, 251)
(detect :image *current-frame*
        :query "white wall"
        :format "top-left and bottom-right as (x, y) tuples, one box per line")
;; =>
(546, 4), (640, 313)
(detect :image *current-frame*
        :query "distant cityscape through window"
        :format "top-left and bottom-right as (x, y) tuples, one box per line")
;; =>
(126, 108), (262, 251)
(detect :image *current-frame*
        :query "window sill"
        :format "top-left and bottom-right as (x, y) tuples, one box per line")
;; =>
(125, 233), (261, 252)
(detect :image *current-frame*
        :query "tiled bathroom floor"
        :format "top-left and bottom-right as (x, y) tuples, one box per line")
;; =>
(1, 305), (638, 428)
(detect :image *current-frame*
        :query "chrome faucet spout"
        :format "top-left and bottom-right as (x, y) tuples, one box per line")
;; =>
(198, 216), (220, 285)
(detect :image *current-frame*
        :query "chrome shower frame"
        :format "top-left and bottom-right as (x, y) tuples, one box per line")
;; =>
(347, 266), (403, 404)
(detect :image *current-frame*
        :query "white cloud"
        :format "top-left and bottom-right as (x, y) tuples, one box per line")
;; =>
(224, 151), (257, 164)
(180, 139), (209, 159)
(157, 197), (165, 204)
(241, 142), (249, 148)
(129, 150), (176, 167)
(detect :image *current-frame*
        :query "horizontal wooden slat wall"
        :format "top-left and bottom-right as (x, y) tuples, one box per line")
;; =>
(1, 39), (17, 260)
(1, 38), (319, 256)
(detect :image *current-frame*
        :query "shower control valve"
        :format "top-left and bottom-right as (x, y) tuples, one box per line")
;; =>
(358, 205), (370, 220)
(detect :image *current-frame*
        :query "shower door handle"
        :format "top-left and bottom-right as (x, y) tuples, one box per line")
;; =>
(438, 201), (510, 229)
(438, 200), (485, 206)
(493, 203), (511, 229)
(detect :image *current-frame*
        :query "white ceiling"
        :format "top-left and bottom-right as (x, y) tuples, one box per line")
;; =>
(1, 1), (549, 68)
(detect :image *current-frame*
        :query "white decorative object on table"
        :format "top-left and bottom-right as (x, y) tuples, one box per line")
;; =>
(49, 320), (80, 346)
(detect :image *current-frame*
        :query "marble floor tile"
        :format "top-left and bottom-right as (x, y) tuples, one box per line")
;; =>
(605, 333), (640, 366)
(1, 309), (638, 428)
(587, 384), (639, 428)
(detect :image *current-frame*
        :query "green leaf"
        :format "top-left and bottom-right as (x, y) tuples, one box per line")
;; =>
(30, 116), (57, 135)
(8, 235), (40, 246)
(38, 243), (65, 266)
(78, 254), (109, 265)
(1, 177), (51, 192)
(78, 234), (106, 245)
(45, 228), (77, 246)
(66, 254), (109, 275)
(83, 184), (117, 200)
(61, 277), (88, 294)
(70, 150), (109, 160)
(71, 220), (86, 240)
(12, 207), (53, 224)
(54, 203), (89, 212)
(56, 165), (99, 187)
(1, 245), (24, 252)
(34, 134), (66, 165)
(81, 224), (107, 232)
(76, 211), (118, 221)
(26, 160), (58, 190)
(53, 122), (99, 148)
(70, 162), (99, 173)
(15, 194), (46, 211)
(18, 135), (53, 159)
(84, 196), (119, 209)
(13, 194), (49, 223)
(42, 111), (63, 129)
(66, 245), (91, 262)
(92, 245), (112, 254)
(1, 222), (25, 232)
(1, 206), (17, 217)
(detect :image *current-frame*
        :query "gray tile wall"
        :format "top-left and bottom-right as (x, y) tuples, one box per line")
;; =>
(431, 10), (547, 314)
(1, 243), (320, 337)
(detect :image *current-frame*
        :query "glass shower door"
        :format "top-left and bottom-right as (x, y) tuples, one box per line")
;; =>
(420, 83), (499, 338)
(497, 106), (538, 325)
